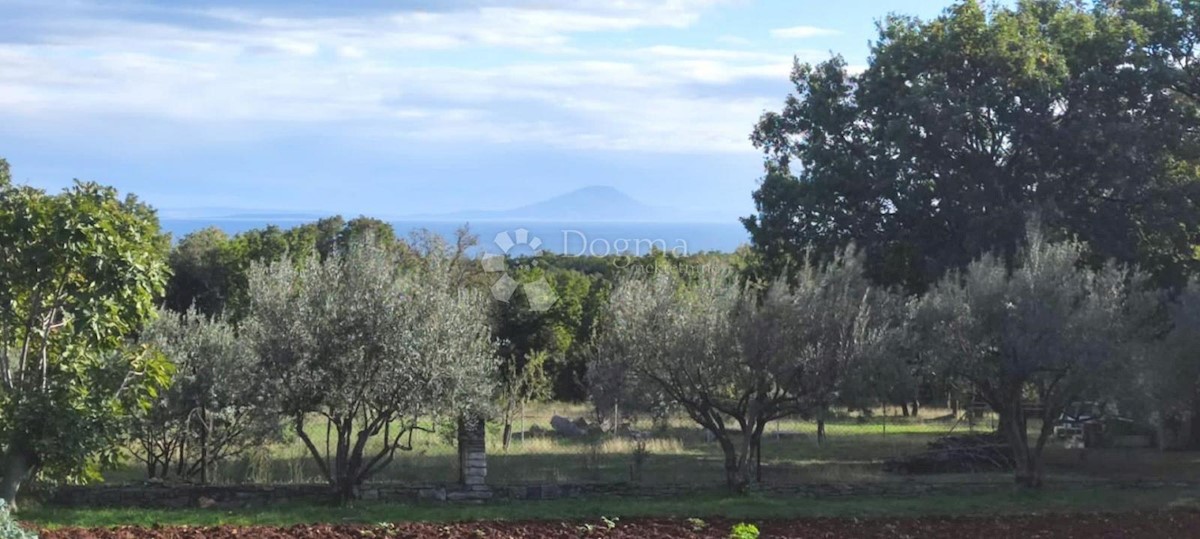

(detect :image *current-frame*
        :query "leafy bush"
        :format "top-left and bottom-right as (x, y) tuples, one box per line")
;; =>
(729, 522), (759, 539)
(0, 500), (36, 539)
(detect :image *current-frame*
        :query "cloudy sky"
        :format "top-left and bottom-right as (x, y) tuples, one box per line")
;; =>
(1, 0), (957, 220)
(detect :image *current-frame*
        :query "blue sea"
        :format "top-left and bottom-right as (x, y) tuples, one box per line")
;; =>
(160, 220), (750, 256)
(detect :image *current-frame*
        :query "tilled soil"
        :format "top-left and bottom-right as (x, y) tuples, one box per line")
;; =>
(37, 511), (1200, 539)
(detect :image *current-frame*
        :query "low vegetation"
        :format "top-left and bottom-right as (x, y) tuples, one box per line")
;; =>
(23, 486), (1200, 528)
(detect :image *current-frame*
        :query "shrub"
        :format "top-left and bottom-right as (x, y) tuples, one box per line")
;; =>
(729, 522), (759, 539)
(0, 500), (36, 539)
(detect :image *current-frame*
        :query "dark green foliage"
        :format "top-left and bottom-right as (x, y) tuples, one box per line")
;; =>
(163, 216), (409, 319)
(746, 0), (1200, 291)
(164, 227), (232, 316)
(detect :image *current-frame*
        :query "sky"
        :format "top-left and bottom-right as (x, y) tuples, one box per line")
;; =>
(0, 0), (961, 221)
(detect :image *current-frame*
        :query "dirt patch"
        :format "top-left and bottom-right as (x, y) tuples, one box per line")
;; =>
(36, 511), (1200, 538)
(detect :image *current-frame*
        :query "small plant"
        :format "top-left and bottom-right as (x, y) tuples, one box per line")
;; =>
(371, 522), (398, 538)
(601, 516), (618, 529)
(729, 522), (759, 539)
(686, 517), (708, 532)
(0, 500), (36, 539)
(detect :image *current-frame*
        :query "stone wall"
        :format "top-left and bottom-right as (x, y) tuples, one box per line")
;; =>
(48, 479), (1187, 509)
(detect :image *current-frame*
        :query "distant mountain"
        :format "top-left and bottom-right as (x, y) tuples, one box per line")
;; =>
(160, 186), (729, 223)
(411, 185), (723, 223)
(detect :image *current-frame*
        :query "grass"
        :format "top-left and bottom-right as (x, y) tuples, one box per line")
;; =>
(28, 402), (1200, 529)
(22, 486), (1200, 528)
(106, 403), (988, 486)
(99, 401), (1200, 486)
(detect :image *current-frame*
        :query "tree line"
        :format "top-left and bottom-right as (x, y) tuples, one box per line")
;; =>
(594, 226), (1166, 491)
(0, 183), (736, 506)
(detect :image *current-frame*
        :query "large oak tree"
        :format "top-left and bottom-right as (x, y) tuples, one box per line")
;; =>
(746, 0), (1200, 291)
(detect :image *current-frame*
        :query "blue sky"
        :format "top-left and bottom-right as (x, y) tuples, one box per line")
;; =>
(0, 0), (959, 220)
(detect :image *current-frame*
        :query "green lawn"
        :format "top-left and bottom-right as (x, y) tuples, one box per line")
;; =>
(23, 486), (1200, 529)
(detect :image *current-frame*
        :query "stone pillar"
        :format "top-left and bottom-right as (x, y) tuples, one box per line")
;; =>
(456, 416), (490, 499)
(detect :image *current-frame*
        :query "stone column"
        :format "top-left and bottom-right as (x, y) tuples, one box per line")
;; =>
(456, 416), (490, 499)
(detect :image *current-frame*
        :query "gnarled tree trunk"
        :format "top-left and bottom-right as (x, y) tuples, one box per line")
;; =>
(999, 402), (1050, 489)
(715, 432), (753, 493)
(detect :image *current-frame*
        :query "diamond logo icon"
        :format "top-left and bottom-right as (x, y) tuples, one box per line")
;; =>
(482, 228), (558, 312)
(523, 278), (557, 313)
(490, 274), (519, 302)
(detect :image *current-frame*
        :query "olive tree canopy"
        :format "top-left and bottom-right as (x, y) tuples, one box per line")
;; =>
(1139, 279), (1200, 449)
(132, 308), (279, 483)
(244, 240), (497, 501)
(916, 228), (1149, 487)
(595, 255), (900, 492)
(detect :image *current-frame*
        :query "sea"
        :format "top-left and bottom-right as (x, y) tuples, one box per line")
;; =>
(160, 220), (750, 256)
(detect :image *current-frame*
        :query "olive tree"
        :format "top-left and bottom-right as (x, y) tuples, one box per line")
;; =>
(244, 241), (497, 501)
(0, 165), (173, 508)
(1141, 280), (1200, 448)
(916, 229), (1147, 487)
(586, 342), (673, 432)
(595, 255), (899, 492)
(497, 350), (551, 450)
(776, 249), (906, 443)
(131, 308), (278, 483)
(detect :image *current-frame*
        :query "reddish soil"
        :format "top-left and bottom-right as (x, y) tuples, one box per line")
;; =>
(38, 511), (1200, 539)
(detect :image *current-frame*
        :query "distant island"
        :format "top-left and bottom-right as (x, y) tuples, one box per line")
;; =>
(407, 185), (724, 223)
(160, 186), (728, 223)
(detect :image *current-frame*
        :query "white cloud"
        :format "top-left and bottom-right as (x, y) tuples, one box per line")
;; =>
(770, 25), (840, 39)
(0, 0), (790, 154)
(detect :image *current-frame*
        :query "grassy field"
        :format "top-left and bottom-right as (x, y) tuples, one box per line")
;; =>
(32, 403), (1200, 530)
(101, 402), (1200, 488)
(23, 486), (1200, 528)
(106, 403), (1001, 485)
